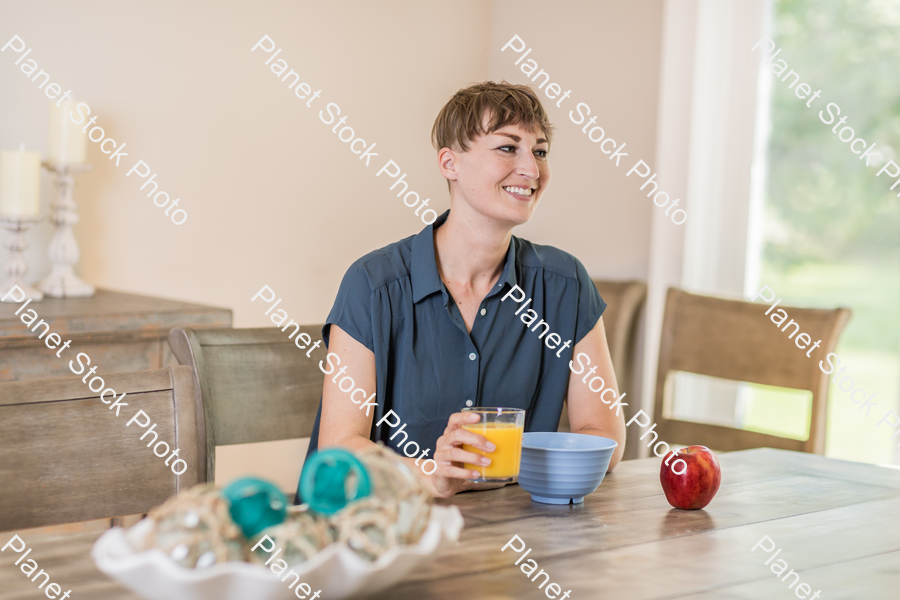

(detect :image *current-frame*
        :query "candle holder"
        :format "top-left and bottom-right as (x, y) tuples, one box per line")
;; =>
(38, 162), (94, 298)
(0, 215), (44, 302)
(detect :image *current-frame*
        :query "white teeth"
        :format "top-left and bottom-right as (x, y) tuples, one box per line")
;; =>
(504, 186), (533, 197)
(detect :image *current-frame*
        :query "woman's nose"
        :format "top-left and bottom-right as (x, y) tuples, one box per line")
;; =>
(516, 151), (539, 179)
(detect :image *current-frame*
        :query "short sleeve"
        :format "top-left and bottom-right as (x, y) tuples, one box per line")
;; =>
(573, 258), (606, 345)
(323, 261), (375, 352)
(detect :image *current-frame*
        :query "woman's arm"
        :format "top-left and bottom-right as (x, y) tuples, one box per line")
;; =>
(317, 324), (378, 452)
(318, 324), (495, 497)
(565, 317), (628, 471)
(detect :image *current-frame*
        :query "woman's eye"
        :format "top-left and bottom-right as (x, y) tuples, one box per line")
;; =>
(498, 145), (548, 158)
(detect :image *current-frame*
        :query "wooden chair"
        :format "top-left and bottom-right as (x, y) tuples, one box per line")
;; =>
(592, 279), (648, 383)
(653, 287), (851, 454)
(167, 326), (328, 483)
(0, 366), (202, 532)
(559, 280), (647, 443)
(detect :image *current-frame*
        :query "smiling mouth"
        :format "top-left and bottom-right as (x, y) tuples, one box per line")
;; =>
(503, 185), (535, 198)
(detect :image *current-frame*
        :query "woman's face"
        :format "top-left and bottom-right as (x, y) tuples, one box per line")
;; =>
(443, 117), (551, 227)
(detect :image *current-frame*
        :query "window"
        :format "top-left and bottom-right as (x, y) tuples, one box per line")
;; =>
(744, 0), (900, 465)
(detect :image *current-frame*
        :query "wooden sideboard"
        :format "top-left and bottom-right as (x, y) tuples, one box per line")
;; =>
(0, 289), (232, 382)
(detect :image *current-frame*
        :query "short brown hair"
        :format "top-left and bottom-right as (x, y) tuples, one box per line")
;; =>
(431, 80), (554, 154)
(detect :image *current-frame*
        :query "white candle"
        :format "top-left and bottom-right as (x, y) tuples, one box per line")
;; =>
(48, 99), (86, 165)
(0, 146), (41, 217)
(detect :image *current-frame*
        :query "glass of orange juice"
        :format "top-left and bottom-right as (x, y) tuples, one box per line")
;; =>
(461, 407), (525, 483)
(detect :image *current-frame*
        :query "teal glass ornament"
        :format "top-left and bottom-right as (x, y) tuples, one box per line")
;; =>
(221, 477), (288, 539)
(299, 448), (372, 515)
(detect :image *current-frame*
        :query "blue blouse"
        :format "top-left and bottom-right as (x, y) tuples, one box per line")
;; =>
(304, 209), (606, 466)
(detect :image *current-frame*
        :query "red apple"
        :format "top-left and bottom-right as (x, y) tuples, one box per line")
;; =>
(660, 445), (721, 510)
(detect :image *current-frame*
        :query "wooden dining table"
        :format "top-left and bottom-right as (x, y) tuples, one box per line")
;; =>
(2, 448), (898, 599)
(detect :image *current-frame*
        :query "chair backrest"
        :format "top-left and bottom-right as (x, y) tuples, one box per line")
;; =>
(654, 287), (851, 454)
(591, 279), (647, 385)
(558, 280), (647, 440)
(0, 366), (201, 532)
(167, 326), (328, 482)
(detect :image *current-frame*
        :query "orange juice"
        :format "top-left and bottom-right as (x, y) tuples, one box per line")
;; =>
(462, 422), (524, 480)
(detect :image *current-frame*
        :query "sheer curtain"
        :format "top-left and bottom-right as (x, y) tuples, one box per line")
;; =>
(639, 0), (770, 455)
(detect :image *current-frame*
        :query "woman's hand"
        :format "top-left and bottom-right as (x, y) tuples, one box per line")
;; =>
(428, 411), (497, 498)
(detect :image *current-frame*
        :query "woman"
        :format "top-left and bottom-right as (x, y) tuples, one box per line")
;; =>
(305, 81), (626, 498)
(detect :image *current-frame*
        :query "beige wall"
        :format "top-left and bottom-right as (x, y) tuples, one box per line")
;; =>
(0, 0), (663, 492)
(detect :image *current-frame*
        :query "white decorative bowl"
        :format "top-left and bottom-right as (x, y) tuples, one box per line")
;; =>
(91, 506), (463, 600)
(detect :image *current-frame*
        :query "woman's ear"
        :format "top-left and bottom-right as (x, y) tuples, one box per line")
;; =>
(437, 146), (458, 182)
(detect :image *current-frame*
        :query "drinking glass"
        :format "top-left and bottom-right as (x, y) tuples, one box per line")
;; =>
(461, 407), (525, 483)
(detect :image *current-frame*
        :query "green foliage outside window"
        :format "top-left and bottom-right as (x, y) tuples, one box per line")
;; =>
(766, 0), (900, 268)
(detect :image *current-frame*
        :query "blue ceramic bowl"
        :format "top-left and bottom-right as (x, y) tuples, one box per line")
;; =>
(517, 432), (618, 505)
